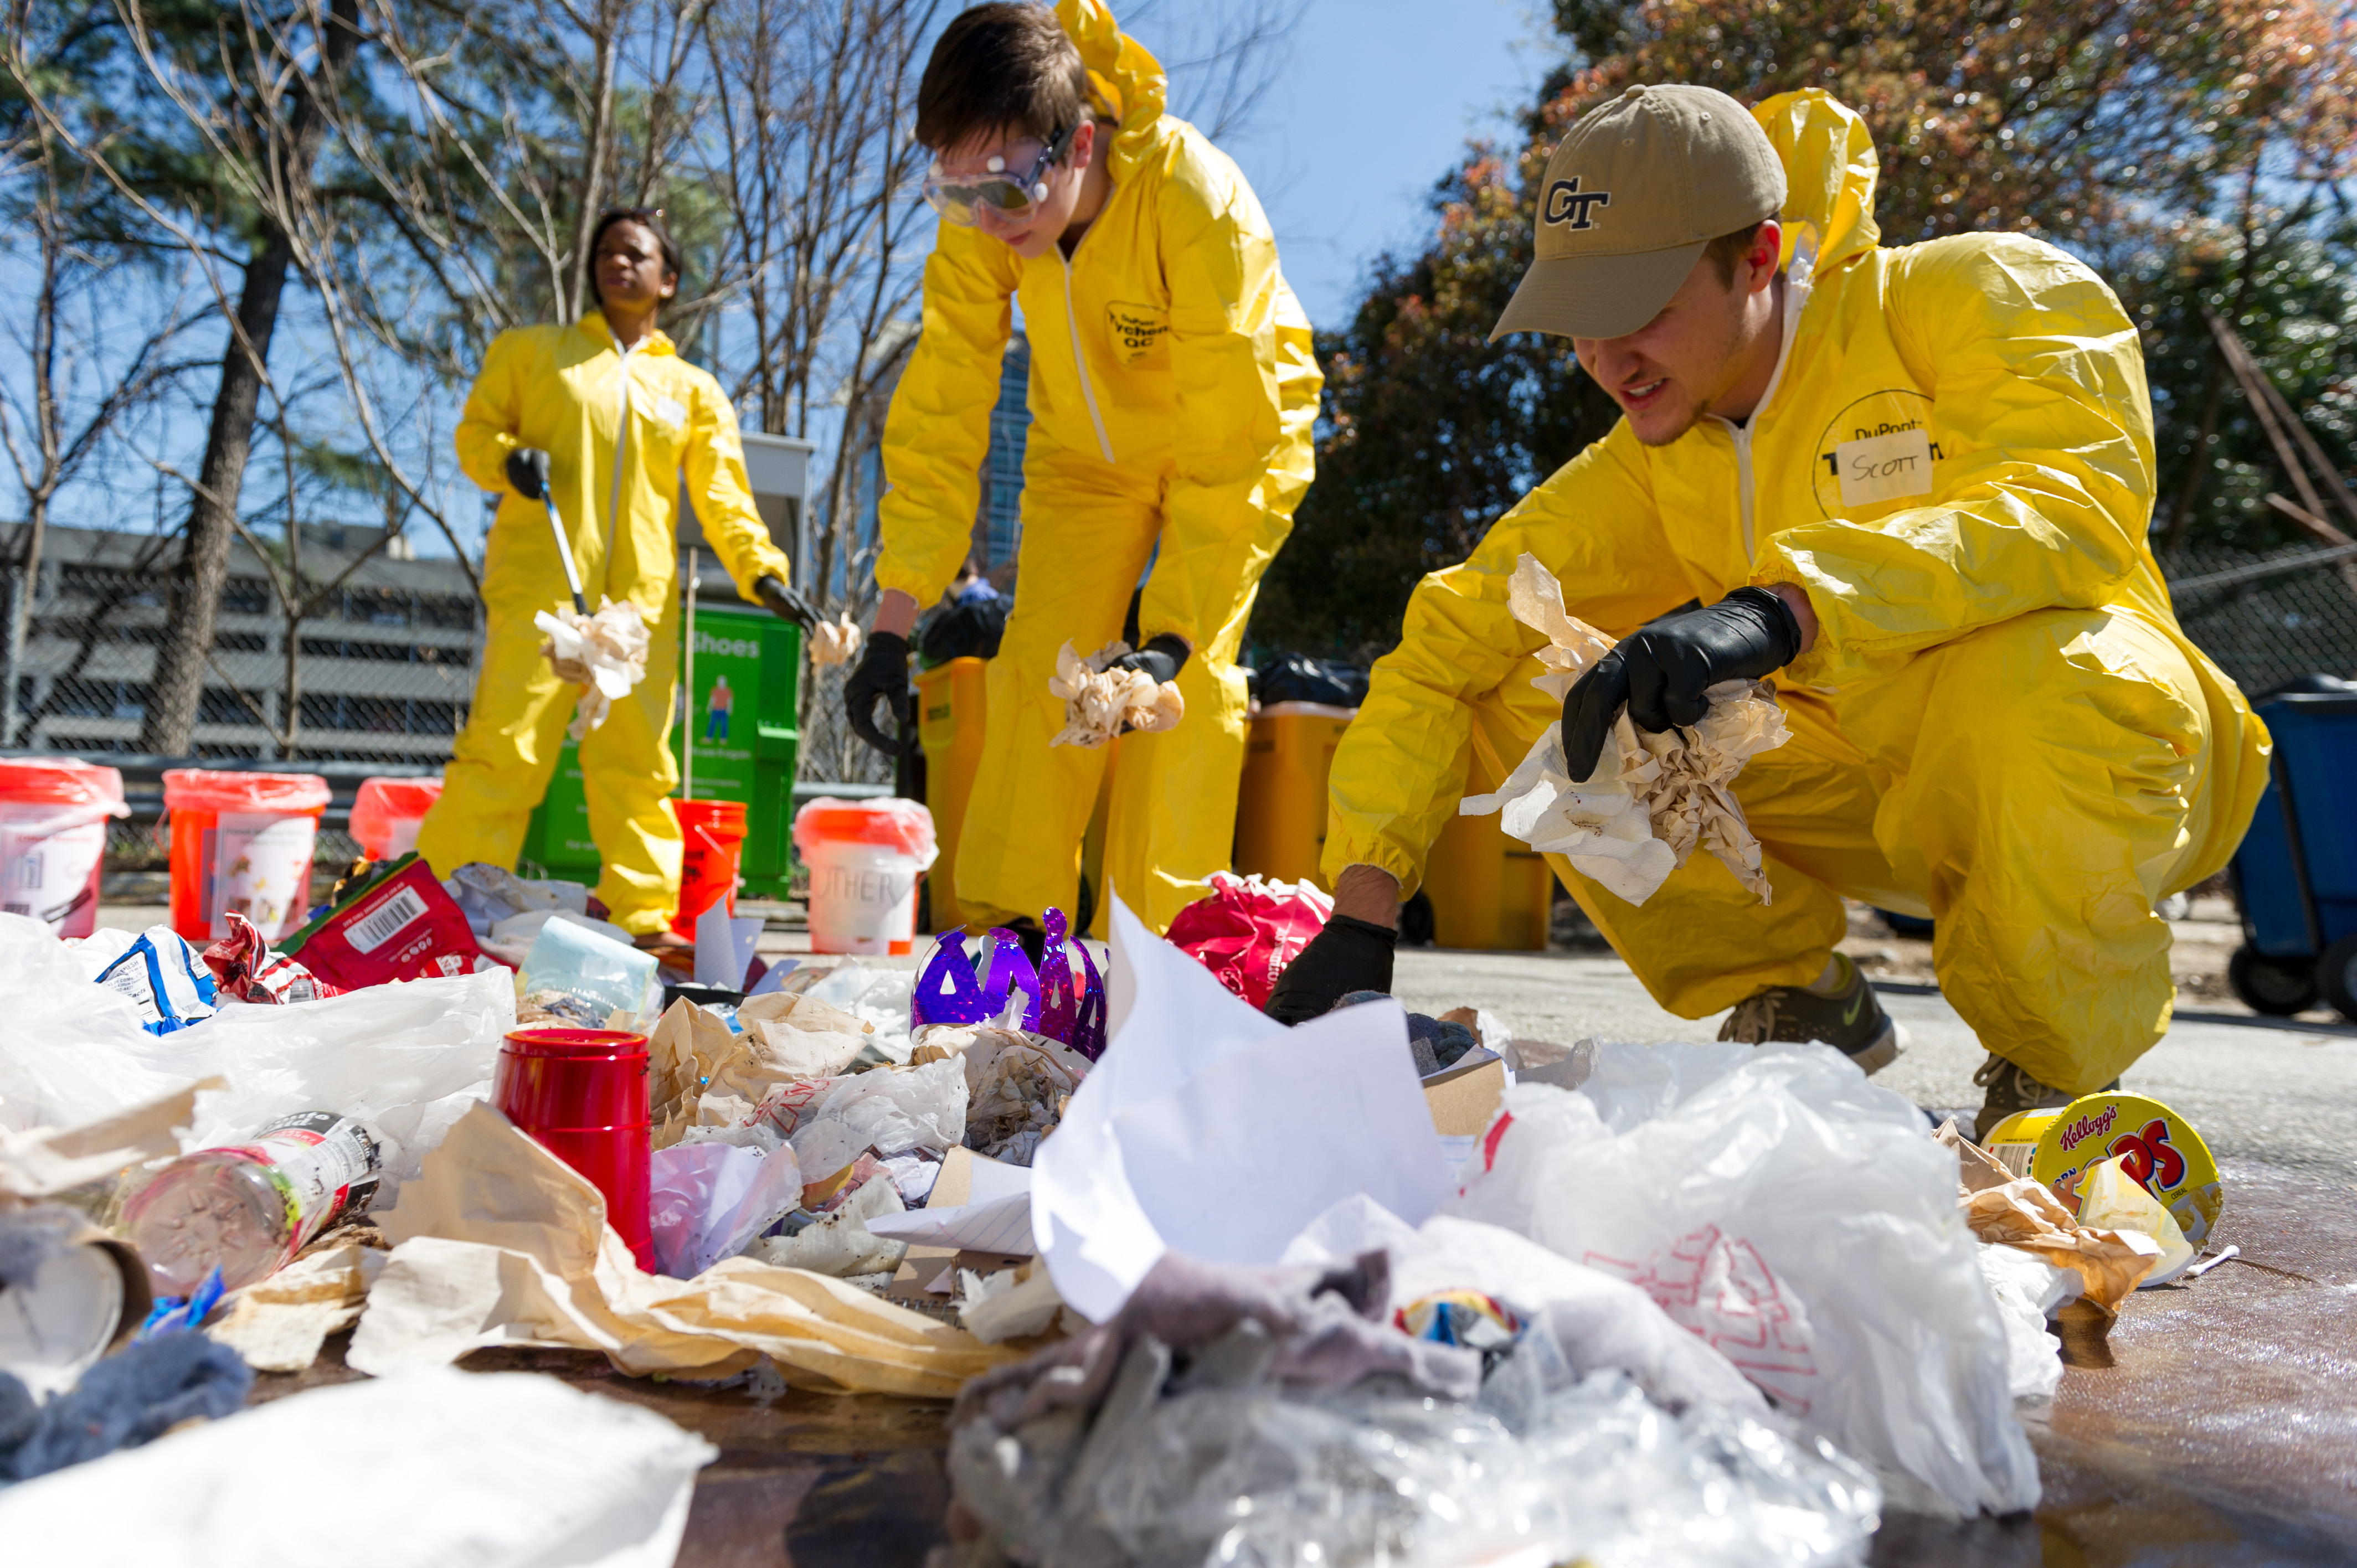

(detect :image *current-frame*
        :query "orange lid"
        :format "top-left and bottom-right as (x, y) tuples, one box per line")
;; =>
(791, 795), (935, 858)
(350, 776), (444, 840)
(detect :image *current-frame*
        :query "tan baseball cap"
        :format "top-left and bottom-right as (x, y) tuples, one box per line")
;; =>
(1490, 84), (1786, 342)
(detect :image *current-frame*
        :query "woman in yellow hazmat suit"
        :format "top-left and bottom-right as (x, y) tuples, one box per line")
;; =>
(419, 209), (810, 938)
(842, 0), (1321, 938)
(1280, 88), (2266, 1137)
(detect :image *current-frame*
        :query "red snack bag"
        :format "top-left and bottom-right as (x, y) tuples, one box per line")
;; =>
(280, 854), (486, 989)
(1164, 871), (1334, 1009)
(203, 910), (344, 1003)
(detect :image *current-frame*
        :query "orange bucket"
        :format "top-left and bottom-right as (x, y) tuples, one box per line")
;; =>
(0, 757), (127, 937)
(671, 798), (749, 938)
(161, 768), (331, 942)
(349, 775), (444, 861)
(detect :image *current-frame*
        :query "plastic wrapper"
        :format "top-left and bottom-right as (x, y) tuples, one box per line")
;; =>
(84, 925), (218, 1035)
(534, 598), (651, 739)
(1459, 554), (1789, 905)
(807, 611), (862, 667)
(647, 1138), (804, 1280)
(201, 910), (342, 1003)
(945, 1333), (1878, 1568)
(748, 1055), (968, 1162)
(443, 863), (590, 937)
(795, 961), (918, 1063)
(1448, 1039), (2039, 1518)
(518, 914), (657, 1019)
(1162, 871), (1331, 1009)
(279, 856), (484, 988)
(1047, 641), (1183, 749)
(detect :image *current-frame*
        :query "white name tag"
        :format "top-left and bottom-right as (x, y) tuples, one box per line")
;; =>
(649, 394), (688, 428)
(1834, 426), (1933, 508)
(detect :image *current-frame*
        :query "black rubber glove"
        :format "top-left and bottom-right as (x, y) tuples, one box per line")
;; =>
(754, 574), (818, 631)
(1108, 633), (1190, 687)
(844, 630), (910, 756)
(1560, 586), (1802, 782)
(505, 446), (552, 502)
(1263, 913), (1398, 1025)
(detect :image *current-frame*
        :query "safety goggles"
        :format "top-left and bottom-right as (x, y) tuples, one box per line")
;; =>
(923, 123), (1078, 227)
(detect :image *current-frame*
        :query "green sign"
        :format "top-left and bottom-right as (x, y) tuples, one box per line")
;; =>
(519, 601), (800, 898)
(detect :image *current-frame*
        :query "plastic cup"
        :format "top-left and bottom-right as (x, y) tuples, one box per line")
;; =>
(161, 768), (331, 942)
(670, 798), (749, 939)
(494, 1027), (654, 1271)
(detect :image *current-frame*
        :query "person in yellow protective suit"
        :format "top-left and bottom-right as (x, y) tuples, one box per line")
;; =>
(842, 0), (1320, 939)
(418, 208), (810, 939)
(1270, 86), (2268, 1139)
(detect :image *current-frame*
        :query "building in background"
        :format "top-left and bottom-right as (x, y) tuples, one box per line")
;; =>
(850, 330), (1031, 597)
(1, 522), (481, 763)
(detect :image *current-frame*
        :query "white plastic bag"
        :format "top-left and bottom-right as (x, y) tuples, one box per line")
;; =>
(1976, 1243), (2075, 1402)
(0, 1367), (714, 1567)
(1449, 1040), (2039, 1517)
(806, 1054), (968, 1156)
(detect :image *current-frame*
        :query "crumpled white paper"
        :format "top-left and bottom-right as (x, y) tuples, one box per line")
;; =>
(536, 598), (651, 739)
(1460, 554), (1789, 906)
(808, 612), (862, 668)
(1047, 640), (1183, 748)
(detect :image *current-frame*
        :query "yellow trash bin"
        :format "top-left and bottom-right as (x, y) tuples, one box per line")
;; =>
(914, 657), (989, 932)
(1234, 702), (1357, 891)
(1423, 750), (1555, 951)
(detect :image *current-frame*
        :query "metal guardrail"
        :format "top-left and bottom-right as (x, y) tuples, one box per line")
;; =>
(2168, 542), (2357, 602)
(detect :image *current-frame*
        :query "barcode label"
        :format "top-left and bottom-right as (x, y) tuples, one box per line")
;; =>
(345, 884), (430, 952)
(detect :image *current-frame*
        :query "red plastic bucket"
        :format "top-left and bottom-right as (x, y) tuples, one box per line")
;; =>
(0, 757), (126, 937)
(493, 1027), (654, 1271)
(161, 769), (330, 942)
(349, 776), (444, 862)
(670, 798), (749, 938)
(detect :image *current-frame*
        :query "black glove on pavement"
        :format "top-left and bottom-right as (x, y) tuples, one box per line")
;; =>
(1560, 586), (1802, 782)
(1263, 912), (1398, 1025)
(1107, 632), (1190, 687)
(844, 631), (910, 756)
(754, 574), (818, 630)
(505, 446), (552, 502)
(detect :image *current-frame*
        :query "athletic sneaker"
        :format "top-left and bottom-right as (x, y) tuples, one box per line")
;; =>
(1716, 952), (1902, 1074)
(1972, 1055), (2119, 1142)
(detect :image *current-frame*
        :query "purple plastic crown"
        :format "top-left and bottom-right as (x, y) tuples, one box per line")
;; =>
(911, 907), (1107, 1060)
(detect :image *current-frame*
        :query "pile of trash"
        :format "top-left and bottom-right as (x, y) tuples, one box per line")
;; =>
(0, 839), (2229, 1565)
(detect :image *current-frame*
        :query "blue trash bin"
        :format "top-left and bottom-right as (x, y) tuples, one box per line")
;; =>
(2227, 680), (2357, 1019)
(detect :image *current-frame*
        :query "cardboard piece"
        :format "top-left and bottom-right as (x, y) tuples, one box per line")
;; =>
(1423, 1056), (1508, 1137)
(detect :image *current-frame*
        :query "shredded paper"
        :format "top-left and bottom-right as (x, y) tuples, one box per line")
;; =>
(1460, 554), (1789, 906)
(1047, 640), (1184, 749)
(536, 599), (651, 739)
(808, 612), (862, 668)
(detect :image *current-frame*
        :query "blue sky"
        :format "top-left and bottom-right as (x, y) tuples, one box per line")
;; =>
(1192, 0), (1553, 332)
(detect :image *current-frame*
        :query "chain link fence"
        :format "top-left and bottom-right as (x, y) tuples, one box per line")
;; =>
(2163, 542), (2357, 697)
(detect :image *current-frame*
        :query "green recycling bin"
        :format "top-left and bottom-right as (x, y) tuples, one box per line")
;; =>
(519, 602), (801, 899)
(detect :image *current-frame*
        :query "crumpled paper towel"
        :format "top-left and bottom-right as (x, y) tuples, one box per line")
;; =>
(808, 612), (862, 668)
(1460, 555), (1789, 905)
(536, 599), (651, 739)
(1047, 641), (1183, 748)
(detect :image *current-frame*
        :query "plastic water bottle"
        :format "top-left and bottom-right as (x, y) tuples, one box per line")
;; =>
(123, 1111), (387, 1294)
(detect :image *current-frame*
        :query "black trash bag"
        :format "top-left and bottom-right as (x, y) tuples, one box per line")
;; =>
(1255, 652), (1369, 709)
(919, 595), (1010, 668)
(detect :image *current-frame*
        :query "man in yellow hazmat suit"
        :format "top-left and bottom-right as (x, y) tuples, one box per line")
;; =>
(842, 0), (1320, 938)
(1268, 86), (2268, 1138)
(419, 209), (813, 938)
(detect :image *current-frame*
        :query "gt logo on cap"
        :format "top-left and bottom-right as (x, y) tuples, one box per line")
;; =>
(1543, 177), (1612, 230)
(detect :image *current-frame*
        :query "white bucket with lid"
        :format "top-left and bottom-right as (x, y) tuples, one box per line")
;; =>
(792, 796), (938, 956)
